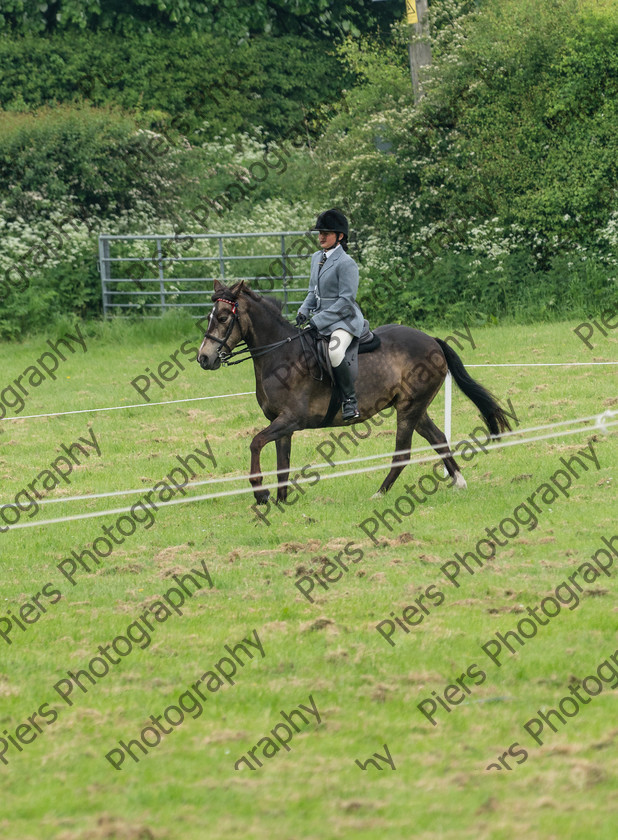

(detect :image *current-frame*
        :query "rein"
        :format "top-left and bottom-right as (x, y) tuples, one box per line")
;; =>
(223, 334), (302, 366)
(203, 296), (304, 366)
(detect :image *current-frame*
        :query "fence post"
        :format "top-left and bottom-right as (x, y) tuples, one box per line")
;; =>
(281, 233), (289, 316)
(99, 236), (111, 318)
(444, 372), (452, 477)
(156, 238), (166, 313)
(218, 236), (225, 285)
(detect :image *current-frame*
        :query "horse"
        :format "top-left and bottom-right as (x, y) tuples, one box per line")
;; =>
(197, 280), (511, 504)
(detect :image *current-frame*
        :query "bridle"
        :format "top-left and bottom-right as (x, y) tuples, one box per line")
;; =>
(201, 296), (304, 366)
(203, 297), (240, 362)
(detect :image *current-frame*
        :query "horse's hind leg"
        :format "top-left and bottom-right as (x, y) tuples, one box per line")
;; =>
(416, 412), (467, 489)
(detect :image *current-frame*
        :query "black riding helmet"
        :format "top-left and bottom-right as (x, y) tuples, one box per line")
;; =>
(312, 208), (349, 237)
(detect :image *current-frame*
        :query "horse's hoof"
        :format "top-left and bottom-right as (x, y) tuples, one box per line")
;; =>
(453, 472), (467, 490)
(254, 490), (270, 505)
(371, 490), (385, 499)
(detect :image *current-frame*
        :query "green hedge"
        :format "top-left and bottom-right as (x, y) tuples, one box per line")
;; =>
(0, 0), (399, 39)
(317, 0), (618, 323)
(0, 32), (350, 142)
(0, 105), (182, 219)
(0, 99), (320, 339)
(0, 255), (101, 341)
(0, 104), (184, 337)
(357, 249), (617, 328)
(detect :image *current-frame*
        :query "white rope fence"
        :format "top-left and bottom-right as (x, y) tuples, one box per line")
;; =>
(1, 362), (615, 425)
(442, 360), (618, 442)
(29, 410), (615, 507)
(0, 391), (254, 422)
(4, 410), (616, 532)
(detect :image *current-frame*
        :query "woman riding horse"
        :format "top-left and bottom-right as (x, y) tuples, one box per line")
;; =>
(197, 280), (511, 503)
(296, 209), (363, 423)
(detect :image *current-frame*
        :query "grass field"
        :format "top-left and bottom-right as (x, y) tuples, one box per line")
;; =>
(0, 315), (616, 840)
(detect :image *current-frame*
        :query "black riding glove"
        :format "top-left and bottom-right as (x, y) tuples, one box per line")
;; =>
(295, 312), (308, 326)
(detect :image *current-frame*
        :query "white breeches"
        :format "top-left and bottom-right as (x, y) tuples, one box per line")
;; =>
(329, 329), (354, 368)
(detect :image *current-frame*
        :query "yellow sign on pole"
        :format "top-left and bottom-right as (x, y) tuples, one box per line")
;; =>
(406, 0), (418, 25)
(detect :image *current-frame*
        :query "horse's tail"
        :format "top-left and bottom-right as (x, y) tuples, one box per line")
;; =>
(433, 338), (512, 437)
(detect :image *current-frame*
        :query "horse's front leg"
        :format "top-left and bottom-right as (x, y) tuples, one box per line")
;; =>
(249, 417), (296, 505)
(275, 435), (292, 503)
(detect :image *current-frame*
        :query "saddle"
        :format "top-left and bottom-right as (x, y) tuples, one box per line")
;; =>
(305, 320), (381, 427)
(314, 320), (381, 383)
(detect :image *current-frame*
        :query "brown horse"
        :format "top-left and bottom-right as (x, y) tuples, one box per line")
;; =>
(197, 280), (511, 504)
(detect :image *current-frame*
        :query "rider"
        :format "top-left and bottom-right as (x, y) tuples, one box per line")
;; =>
(295, 208), (364, 422)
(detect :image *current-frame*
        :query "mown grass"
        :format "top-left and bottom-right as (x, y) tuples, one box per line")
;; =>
(0, 317), (616, 840)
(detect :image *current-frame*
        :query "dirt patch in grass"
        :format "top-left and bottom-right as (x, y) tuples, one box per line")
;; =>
(55, 814), (161, 840)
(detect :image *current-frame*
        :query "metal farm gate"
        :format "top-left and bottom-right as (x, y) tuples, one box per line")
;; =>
(98, 231), (316, 318)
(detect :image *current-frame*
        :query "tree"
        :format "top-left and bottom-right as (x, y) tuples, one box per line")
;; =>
(0, 0), (402, 39)
(314, 0), (618, 324)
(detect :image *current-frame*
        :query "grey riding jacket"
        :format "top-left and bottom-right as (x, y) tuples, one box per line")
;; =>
(298, 247), (365, 338)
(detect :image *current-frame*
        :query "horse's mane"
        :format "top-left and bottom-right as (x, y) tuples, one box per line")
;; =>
(213, 283), (290, 328)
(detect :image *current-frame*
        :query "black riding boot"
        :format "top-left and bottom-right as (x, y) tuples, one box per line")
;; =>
(332, 356), (360, 423)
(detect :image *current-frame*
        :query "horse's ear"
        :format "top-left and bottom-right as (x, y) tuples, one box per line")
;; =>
(213, 279), (224, 293)
(230, 281), (245, 296)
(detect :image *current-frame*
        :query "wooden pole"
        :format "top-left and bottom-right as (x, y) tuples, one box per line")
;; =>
(407, 0), (432, 103)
